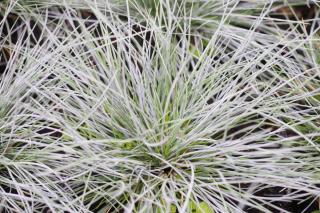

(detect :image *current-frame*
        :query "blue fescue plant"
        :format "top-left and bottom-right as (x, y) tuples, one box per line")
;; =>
(0, 0), (320, 212)
(0, 9), (89, 212)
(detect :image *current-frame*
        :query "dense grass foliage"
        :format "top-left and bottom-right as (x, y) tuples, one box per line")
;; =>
(0, 1), (320, 212)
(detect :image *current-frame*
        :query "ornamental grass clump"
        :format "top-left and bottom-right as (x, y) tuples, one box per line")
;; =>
(0, 13), (88, 212)
(0, 0), (320, 213)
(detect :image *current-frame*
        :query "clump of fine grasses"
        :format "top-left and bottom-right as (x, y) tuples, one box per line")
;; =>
(0, 10), (88, 211)
(1, 1), (320, 213)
